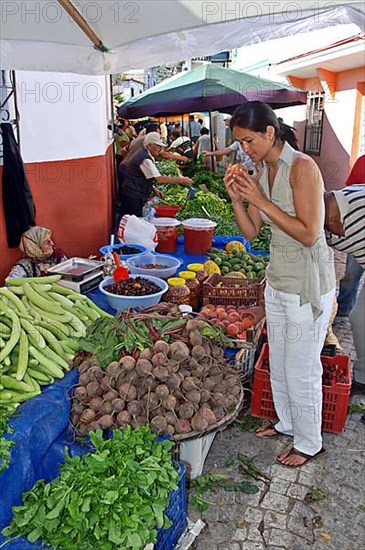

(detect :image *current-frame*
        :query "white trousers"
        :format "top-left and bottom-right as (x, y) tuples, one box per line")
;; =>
(264, 283), (335, 455)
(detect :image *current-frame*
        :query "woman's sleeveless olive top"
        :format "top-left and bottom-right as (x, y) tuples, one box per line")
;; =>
(259, 142), (335, 319)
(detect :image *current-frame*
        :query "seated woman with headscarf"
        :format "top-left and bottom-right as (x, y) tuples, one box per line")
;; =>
(7, 226), (67, 279)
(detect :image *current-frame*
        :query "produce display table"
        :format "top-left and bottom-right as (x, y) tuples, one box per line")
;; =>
(0, 235), (267, 549)
(87, 235), (255, 312)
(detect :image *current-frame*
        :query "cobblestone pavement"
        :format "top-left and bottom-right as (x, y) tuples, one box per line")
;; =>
(187, 252), (365, 550)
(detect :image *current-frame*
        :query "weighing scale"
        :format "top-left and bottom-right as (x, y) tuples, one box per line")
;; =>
(47, 258), (104, 294)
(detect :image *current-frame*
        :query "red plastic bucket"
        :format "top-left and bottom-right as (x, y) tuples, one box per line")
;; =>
(152, 218), (181, 253)
(182, 219), (217, 254)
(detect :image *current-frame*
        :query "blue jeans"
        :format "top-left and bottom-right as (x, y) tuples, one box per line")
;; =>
(337, 255), (363, 316)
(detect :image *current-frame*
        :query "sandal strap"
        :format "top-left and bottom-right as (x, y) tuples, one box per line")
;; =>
(288, 447), (325, 459)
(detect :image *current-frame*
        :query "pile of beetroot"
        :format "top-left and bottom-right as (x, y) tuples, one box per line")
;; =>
(71, 317), (243, 437)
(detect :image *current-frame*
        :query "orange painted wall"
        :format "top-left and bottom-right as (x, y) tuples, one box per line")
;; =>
(0, 144), (115, 284)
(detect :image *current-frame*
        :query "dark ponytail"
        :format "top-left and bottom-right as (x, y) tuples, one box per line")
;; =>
(278, 120), (299, 150)
(231, 101), (299, 150)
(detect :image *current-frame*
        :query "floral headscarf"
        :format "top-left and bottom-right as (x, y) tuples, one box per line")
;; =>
(19, 226), (53, 260)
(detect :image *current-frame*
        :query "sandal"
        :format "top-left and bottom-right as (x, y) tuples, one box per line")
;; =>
(255, 422), (284, 438)
(276, 447), (327, 468)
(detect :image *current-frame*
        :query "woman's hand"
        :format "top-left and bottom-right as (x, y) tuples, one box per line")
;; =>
(224, 165), (242, 204)
(232, 169), (268, 210)
(154, 188), (164, 200)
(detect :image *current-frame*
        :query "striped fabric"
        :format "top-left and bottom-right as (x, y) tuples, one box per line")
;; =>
(327, 185), (365, 268)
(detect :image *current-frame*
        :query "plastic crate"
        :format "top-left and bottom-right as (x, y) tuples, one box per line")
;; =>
(177, 433), (216, 480)
(155, 462), (187, 550)
(202, 273), (265, 307)
(251, 343), (351, 434)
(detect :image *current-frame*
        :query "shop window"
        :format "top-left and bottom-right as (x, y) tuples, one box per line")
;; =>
(304, 92), (325, 155)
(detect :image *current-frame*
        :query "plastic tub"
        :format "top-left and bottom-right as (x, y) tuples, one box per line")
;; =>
(152, 218), (181, 253)
(99, 243), (147, 260)
(182, 218), (217, 254)
(126, 252), (182, 279)
(154, 204), (180, 218)
(99, 274), (168, 311)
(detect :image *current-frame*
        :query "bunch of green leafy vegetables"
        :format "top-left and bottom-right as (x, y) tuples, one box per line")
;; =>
(0, 409), (15, 473)
(156, 158), (181, 177)
(79, 310), (229, 366)
(79, 314), (188, 366)
(3, 427), (179, 549)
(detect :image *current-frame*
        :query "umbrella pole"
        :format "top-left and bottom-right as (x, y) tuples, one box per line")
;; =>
(208, 110), (216, 173)
(187, 113), (195, 164)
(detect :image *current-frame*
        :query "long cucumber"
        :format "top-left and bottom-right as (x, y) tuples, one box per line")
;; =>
(27, 368), (53, 384)
(20, 318), (46, 349)
(48, 292), (74, 308)
(41, 344), (69, 370)
(5, 275), (61, 286)
(50, 283), (75, 296)
(0, 390), (40, 404)
(29, 361), (59, 381)
(75, 302), (100, 321)
(49, 293), (89, 324)
(35, 320), (69, 340)
(24, 282), (64, 315)
(16, 329), (29, 381)
(29, 346), (65, 378)
(0, 375), (34, 393)
(0, 322), (11, 335)
(21, 296), (42, 320)
(0, 288), (29, 316)
(0, 307), (21, 363)
(7, 286), (24, 295)
(23, 372), (41, 392)
(60, 339), (81, 352)
(26, 300), (72, 323)
(68, 293), (112, 318)
(35, 325), (65, 357)
(69, 313), (86, 337)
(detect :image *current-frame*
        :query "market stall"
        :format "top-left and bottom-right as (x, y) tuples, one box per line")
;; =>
(0, 228), (270, 548)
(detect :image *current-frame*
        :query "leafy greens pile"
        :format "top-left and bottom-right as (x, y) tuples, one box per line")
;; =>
(3, 427), (179, 549)
(79, 305), (229, 367)
(0, 409), (15, 473)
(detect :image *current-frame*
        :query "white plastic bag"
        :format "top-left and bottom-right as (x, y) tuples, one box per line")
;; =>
(117, 215), (158, 251)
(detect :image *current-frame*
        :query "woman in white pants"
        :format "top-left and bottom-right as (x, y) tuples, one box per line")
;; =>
(224, 102), (335, 468)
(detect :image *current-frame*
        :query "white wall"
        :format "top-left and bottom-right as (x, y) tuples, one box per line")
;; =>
(16, 71), (112, 163)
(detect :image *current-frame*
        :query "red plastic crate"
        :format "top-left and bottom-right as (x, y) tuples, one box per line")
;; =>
(251, 343), (351, 434)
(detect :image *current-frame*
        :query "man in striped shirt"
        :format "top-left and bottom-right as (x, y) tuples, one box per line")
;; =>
(324, 184), (365, 396)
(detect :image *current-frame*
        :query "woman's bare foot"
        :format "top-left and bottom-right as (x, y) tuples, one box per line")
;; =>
(255, 423), (281, 438)
(276, 447), (327, 468)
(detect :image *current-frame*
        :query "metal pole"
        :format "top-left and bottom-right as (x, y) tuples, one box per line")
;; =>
(208, 110), (216, 172)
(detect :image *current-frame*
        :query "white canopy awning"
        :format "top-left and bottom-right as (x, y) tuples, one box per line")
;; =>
(1, 0), (364, 74)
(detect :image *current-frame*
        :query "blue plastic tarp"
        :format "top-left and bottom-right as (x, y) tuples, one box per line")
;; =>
(0, 370), (94, 549)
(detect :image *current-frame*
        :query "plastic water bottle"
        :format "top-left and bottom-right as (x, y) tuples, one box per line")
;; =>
(187, 186), (196, 200)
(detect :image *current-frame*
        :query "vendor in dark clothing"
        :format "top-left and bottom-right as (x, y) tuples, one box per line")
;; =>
(120, 132), (193, 217)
